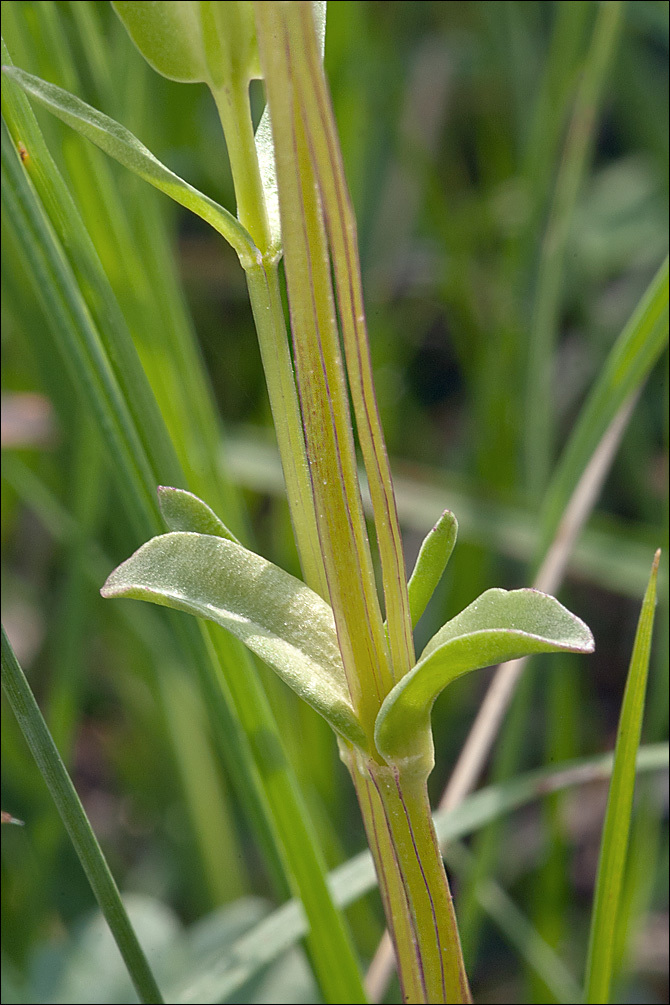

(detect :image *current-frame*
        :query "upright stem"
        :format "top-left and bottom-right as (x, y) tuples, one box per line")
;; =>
(212, 81), (271, 253)
(343, 744), (472, 1004)
(245, 261), (329, 598)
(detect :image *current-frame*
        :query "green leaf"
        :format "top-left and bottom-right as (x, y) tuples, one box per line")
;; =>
(112, 1), (260, 89)
(375, 588), (594, 767)
(1, 627), (164, 1005)
(1, 65), (259, 267)
(584, 550), (661, 1003)
(407, 510), (458, 627)
(102, 532), (366, 746)
(158, 486), (240, 543)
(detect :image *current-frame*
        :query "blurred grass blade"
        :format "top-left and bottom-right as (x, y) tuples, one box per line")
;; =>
(525, 0), (625, 496)
(170, 743), (668, 1004)
(1, 626), (165, 1005)
(584, 550), (662, 1003)
(2, 67), (367, 1005)
(2, 64), (260, 267)
(1, 118), (159, 538)
(538, 256), (669, 564)
(225, 429), (668, 602)
(1, 38), (184, 500)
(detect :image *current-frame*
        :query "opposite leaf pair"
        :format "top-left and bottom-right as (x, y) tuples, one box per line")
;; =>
(102, 488), (594, 773)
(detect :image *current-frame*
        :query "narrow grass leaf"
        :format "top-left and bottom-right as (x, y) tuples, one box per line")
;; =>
(1, 626), (164, 1005)
(2, 65), (260, 266)
(1, 119), (159, 539)
(584, 550), (662, 1003)
(538, 256), (669, 564)
(407, 510), (458, 628)
(158, 486), (240, 543)
(1, 40), (185, 493)
(253, 2), (326, 253)
(102, 531), (365, 747)
(376, 589), (594, 765)
(525, 0), (625, 495)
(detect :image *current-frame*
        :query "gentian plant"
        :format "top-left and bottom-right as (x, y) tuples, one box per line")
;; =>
(3, 3), (602, 1002)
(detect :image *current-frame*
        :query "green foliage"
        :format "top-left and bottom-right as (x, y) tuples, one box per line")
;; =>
(377, 589), (594, 767)
(2, 64), (259, 265)
(112, 2), (261, 88)
(407, 509), (458, 627)
(584, 551), (661, 1003)
(1, 2), (667, 1002)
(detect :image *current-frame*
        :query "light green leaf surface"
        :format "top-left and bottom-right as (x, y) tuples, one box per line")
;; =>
(158, 486), (239, 543)
(102, 532), (365, 746)
(2, 65), (259, 267)
(584, 550), (661, 1003)
(407, 510), (458, 627)
(112, 1), (208, 82)
(112, 1), (260, 88)
(376, 589), (594, 766)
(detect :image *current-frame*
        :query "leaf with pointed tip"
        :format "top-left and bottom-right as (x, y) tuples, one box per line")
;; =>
(1, 66), (258, 267)
(407, 510), (458, 628)
(157, 487), (239, 544)
(584, 550), (661, 1003)
(101, 532), (365, 746)
(375, 588), (594, 768)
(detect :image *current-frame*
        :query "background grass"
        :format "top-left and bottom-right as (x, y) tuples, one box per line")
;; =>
(1, 2), (668, 1003)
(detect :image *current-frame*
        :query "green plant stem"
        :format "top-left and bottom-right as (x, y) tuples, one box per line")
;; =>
(1, 626), (164, 1005)
(245, 260), (328, 597)
(343, 744), (471, 1004)
(212, 81), (271, 253)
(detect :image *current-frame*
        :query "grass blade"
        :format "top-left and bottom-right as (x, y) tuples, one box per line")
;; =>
(538, 256), (669, 564)
(584, 549), (662, 1003)
(1, 626), (165, 1005)
(525, 0), (625, 496)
